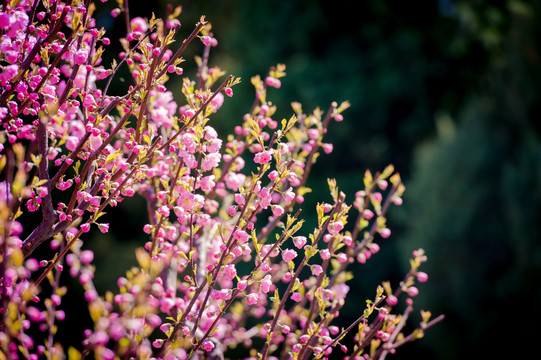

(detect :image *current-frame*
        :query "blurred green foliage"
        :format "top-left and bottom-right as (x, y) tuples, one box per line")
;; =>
(88, 0), (541, 358)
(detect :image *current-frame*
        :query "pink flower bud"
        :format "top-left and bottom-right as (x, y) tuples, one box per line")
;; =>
(201, 36), (212, 46)
(408, 286), (419, 297)
(237, 280), (247, 291)
(227, 205), (237, 216)
(98, 223), (109, 233)
(80, 250), (94, 264)
(265, 76), (281, 88)
(416, 271), (429, 283)
(379, 228), (391, 238)
(361, 209), (374, 220)
(386, 295), (398, 306)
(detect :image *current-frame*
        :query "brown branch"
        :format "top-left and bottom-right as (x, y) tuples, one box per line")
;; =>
(21, 120), (56, 257)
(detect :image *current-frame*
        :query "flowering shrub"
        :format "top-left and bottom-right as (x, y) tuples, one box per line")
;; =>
(0, 0), (443, 359)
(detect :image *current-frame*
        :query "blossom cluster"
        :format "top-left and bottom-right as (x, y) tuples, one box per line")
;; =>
(0, 0), (443, 359)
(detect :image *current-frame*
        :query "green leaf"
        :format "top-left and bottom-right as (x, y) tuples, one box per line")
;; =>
(73, 160), (81, 175)
(379, 164), (395, 180)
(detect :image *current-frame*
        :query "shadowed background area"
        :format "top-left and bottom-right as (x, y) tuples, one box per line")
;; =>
(80, 0), (541, 359)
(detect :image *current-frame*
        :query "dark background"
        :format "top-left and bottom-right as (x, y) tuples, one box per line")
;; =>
(80, 0), (541, 359)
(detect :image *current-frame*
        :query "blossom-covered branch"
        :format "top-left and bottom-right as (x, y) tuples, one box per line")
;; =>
(0, 1), (442, 359)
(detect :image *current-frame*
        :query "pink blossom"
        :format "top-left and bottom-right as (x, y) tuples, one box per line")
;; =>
(36, 187), (48, 198)
(337, 253), (348, 263)
(219, 289), (231, 300)
(199, 175), (216, 192)
(261, 244), (279, 258)
(265, 76), (281, 88)
(203, 125), (218, 141)
(7, 11), (28, 37)
(233, 229), (249, 243)
(83, 93), (95, 108)
(202, 153), (221, 171)
(227, 205), (237, 216)
(291, 293), (302, 302)
(65, 136), (79, 152)
(268, 170), (279, 181)
(89, 134), (103, 151)
(74, 49), (88, 65)
(293, 236), (307, 249)
(311, 265), (323, 276)
(98, 223), (109, 233)
(234, 193), (246, 205)
(223, 265), (237, 280)
(271, 205), (284, 217)
(26, 199), (40, 212)
(0, 13), (12, 29)
(225, 172), (246, 191)
(237, 280), (247, 291)
(254, 150), (272, 164)
(130, 17), (148, 34)
(327, 220), (344, 235)
(283, 189), (296, 203)
(202, 340), (214, 352)
(320, 249), (331, 260)
(246, 293), (258, 305)
(260, 274), (272, 293)
(0, 64), (18, 83)
(282, 249), (297, 262)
